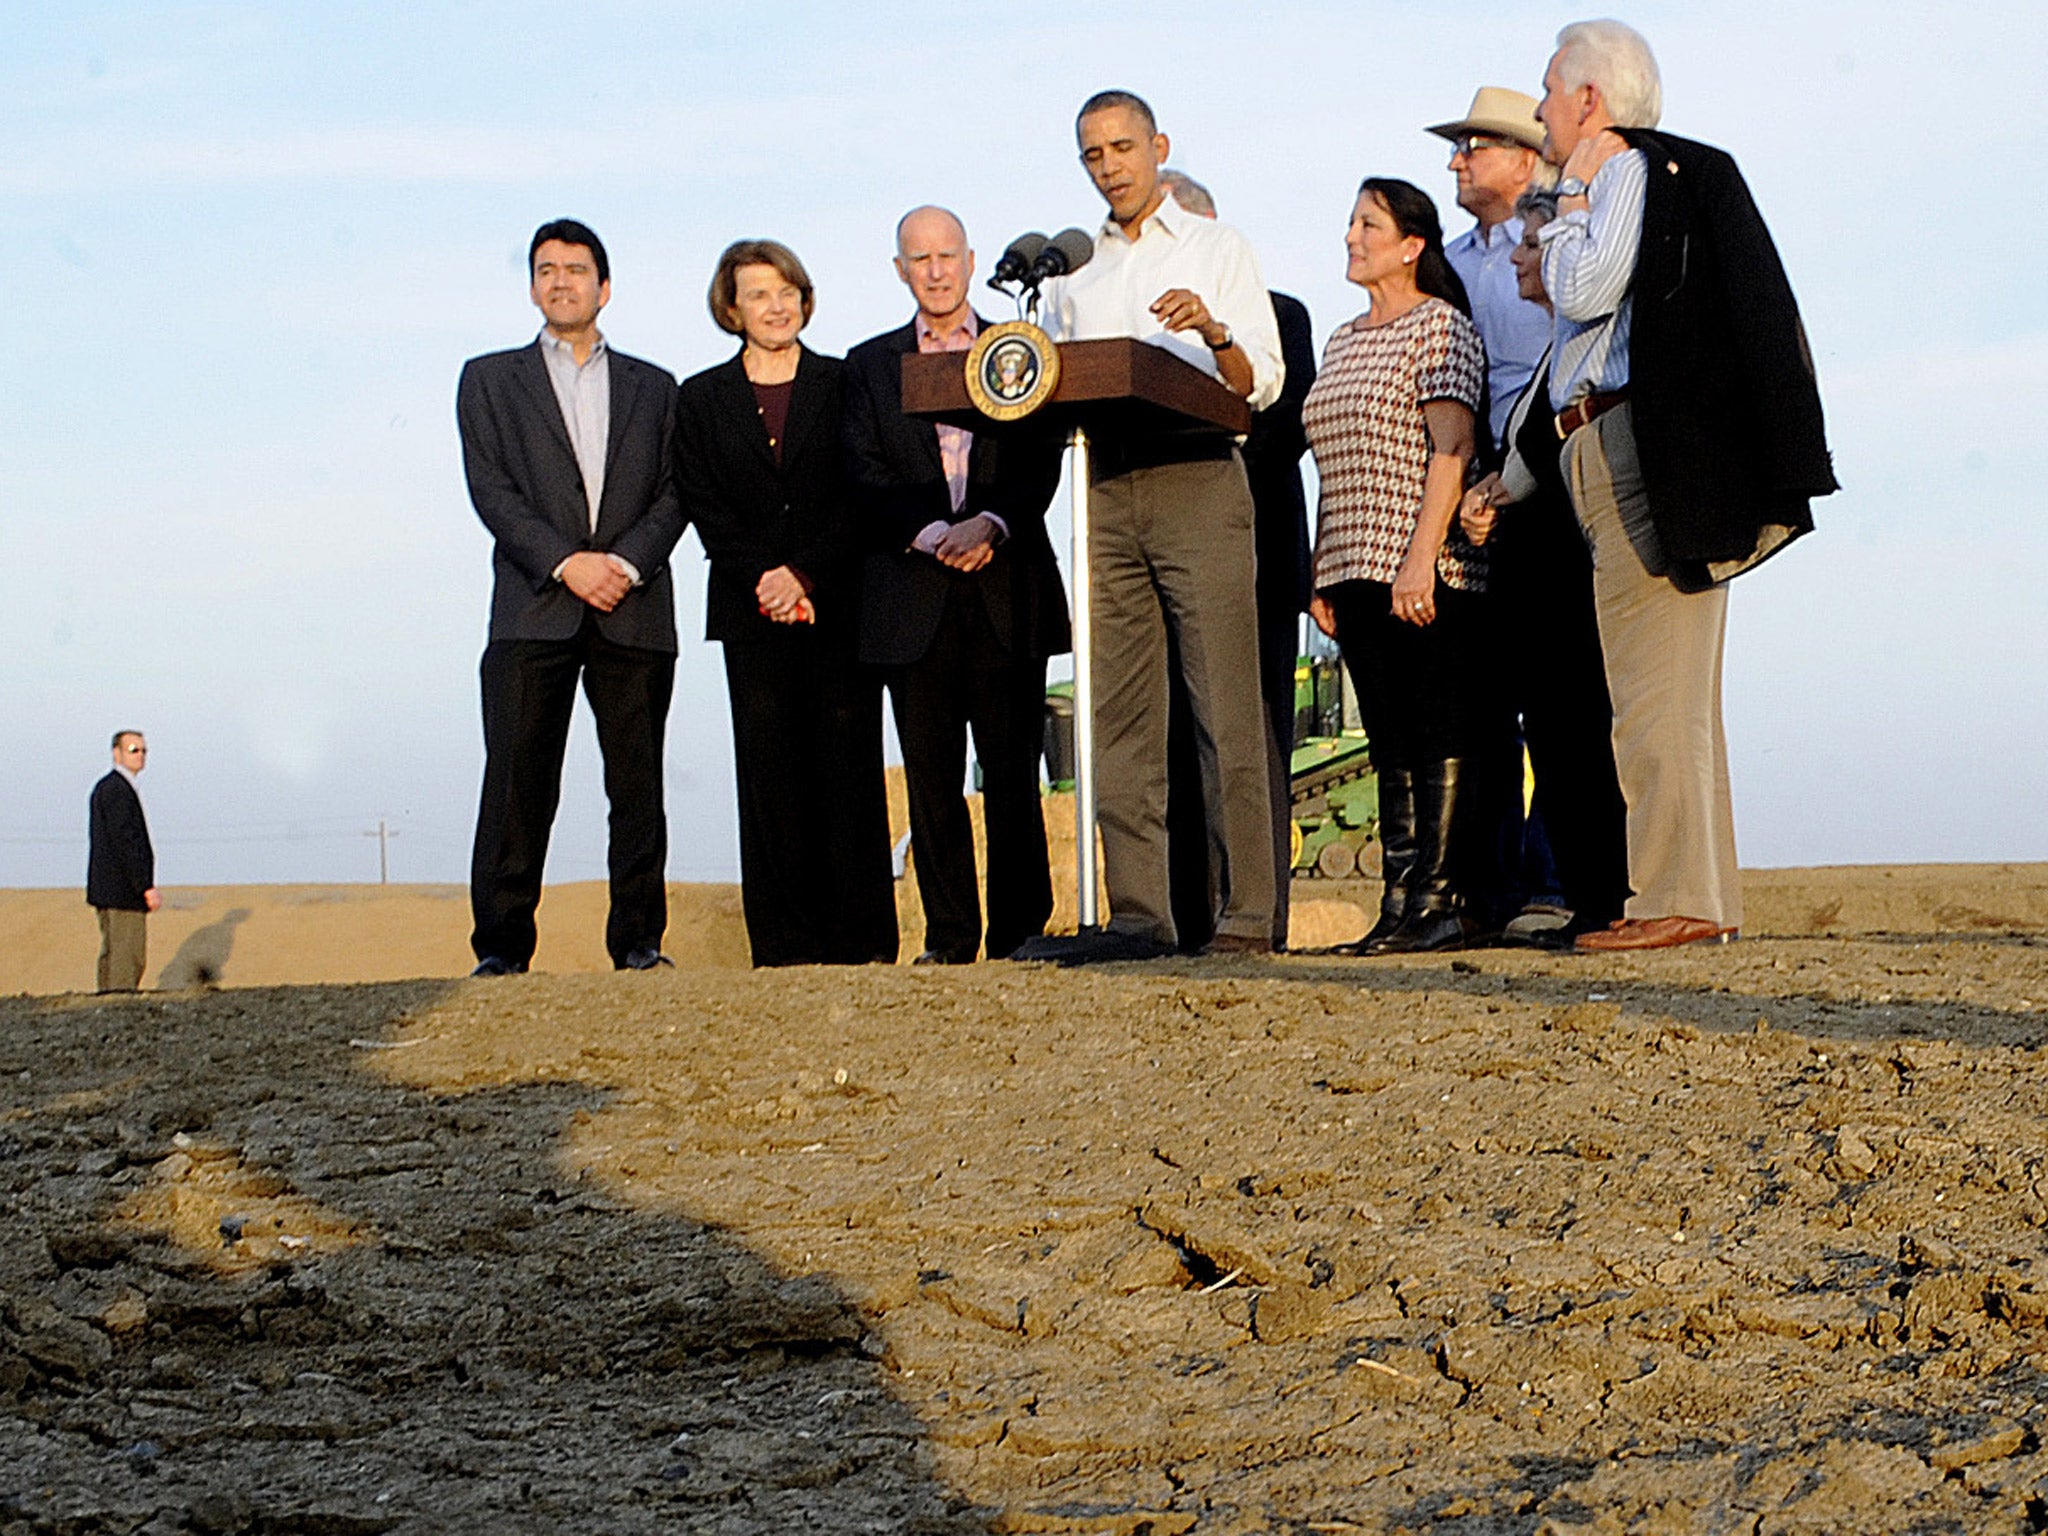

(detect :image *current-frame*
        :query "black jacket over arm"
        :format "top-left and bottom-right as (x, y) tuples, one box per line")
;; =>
(87, 772), (153, 910)
(1242, 291), (1316, 620)
(1619, 128), (1836, 580)
(674, 348), (863, 643)
(457, 341), (684, 652)
(840, 319), (1070, 668)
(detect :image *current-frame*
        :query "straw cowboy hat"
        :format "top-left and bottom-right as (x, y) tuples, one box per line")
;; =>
(1426, 87), (1545, 152)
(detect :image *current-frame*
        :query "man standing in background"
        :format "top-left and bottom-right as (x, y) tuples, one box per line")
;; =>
(88, 730), (158, 992)
(1156, 168), (1314, 953)
(1429, 86), (1627, 945)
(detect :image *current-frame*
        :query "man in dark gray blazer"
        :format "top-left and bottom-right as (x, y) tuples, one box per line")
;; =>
(842, 206), (1069, 962)
(88, 729), (158, 992)
(458, 219), (685, 975)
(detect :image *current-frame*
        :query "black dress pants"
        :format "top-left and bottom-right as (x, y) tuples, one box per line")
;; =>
(1323, 579), (1494, 770)
(471, 618), (674, 967)
(1491, 492), (1630, 926)
(888, 584), (1052, 960)
(722, 626), (898, 967)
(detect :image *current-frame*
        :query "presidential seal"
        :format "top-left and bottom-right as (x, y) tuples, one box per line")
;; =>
(964, 319), (1060, 422)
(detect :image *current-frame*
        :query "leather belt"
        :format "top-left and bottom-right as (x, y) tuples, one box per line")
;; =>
(1554, 390), (1628, 440)
(1088, 434), (1239, 480)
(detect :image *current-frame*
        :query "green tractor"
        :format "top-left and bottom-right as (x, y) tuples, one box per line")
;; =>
(1288, 654), (1378, 879)
(1042, 654), (1380, 880)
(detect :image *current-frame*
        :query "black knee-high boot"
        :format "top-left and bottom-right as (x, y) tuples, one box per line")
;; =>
(1371, 757), (1471, 954)
(1352, 766), (1416, 952)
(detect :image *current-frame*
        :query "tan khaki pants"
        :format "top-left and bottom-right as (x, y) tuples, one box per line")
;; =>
(96, 907), (148, 992)
(1562, 404), (1742, 929)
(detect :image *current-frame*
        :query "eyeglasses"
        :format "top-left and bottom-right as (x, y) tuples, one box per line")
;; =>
(1451, 135), (1523, 156)
(122, 745), (147, 755)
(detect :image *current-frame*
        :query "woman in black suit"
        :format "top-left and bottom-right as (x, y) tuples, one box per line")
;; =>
(674, 240), (897, 966)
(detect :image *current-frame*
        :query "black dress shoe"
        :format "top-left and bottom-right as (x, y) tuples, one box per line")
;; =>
(1526, 912), (1622, 952)
(618, 948), (675, 971)
(470, 956), (527, 978)
(1009, 929), (1173, 967)
(912, 947), (977, 965)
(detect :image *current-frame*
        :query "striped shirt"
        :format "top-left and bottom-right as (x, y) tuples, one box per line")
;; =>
(1540, 147), (1647, 412)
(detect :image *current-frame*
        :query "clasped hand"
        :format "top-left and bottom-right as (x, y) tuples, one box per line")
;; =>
(933, 514), (997, 572)
(561, 550), (632, 613)
(1459, 472), (1505, 547)
(756, 564), (815, 624)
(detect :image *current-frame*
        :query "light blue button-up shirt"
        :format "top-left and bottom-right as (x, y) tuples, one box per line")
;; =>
(1447, 217), (1552, 448)
(1540, 148), (1648, 412)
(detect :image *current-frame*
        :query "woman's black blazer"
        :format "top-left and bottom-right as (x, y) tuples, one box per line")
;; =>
(673, 346), (858, 642)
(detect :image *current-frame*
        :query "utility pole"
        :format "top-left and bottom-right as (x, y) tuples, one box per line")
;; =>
(363, 819), (398, 884)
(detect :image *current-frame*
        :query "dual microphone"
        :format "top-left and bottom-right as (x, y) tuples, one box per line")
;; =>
(987, 228), (1094, 294)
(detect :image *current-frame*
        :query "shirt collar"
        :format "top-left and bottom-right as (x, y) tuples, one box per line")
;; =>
(1099, 190), (1197, 246)
(114, 763), (139, 788)
(538, 328), (607, 365)
(1465, 218), (1523, 251)
(913, 309), (978, 347)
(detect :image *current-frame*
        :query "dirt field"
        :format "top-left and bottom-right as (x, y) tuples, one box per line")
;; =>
(5, 866), (2048, 1533)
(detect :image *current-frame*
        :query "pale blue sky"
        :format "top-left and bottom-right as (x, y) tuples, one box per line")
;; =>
(4, 1), (2042, 887)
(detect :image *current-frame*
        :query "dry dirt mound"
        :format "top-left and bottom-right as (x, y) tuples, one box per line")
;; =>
(5, 921), (2048, 1533)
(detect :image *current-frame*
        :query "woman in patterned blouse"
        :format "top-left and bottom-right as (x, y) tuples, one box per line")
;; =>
(1303, 178), (1490, 954)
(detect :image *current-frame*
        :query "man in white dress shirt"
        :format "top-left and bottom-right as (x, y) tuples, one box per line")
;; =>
(1027, 90), (1284, 962)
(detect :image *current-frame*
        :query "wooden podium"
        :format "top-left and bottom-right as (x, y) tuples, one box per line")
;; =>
(902, 338), (1249, 930)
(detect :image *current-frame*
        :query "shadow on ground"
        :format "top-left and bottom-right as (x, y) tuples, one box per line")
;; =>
(0, 983), (983, 1535)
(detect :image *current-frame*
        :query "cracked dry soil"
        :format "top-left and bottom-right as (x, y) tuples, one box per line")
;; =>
(5, 929), (2048, 1534)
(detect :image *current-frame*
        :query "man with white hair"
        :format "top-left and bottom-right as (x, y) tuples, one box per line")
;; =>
(1532, 19), (1834, 950)
(841, 206), (1070, 964)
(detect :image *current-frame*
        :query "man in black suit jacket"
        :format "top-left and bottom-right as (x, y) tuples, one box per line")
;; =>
(457, 219), (686, 975)
(88, 729), (158, 992)
(1156, 171), (1316, 952)
(842, 206), (1070, 962)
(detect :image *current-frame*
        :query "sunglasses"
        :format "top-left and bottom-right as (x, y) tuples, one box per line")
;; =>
(1451, 135), (1524, 156)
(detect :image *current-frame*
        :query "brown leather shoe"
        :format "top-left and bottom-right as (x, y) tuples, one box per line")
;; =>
(1575, 916), (1735, 952)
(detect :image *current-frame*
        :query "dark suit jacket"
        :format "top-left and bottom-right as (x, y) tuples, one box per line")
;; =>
(1243, 292), (1315, 622)
(457, 340), (684, 652)
(674, 347), (862, 643)
(1617, 128), (1836, 581)
(841, 318), (1071, 668)
(87, 771), (153, 911)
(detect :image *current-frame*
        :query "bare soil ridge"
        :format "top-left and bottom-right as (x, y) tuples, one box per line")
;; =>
(4, 859), (2045, 996)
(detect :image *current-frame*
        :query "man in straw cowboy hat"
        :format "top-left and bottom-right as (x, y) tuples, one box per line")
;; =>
(1427, 87), (1592, 948)
(1427, 87), (1556, 452)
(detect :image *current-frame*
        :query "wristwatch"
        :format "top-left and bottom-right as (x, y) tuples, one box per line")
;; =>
(1557, 175), (1589, 197)
(1205, 325), (1234, 353)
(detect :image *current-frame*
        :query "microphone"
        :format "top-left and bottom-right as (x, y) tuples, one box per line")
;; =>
(1027, 228), (1095, 285)
(988, 231), (1049, 290)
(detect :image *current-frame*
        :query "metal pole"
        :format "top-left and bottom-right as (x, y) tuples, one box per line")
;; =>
(1069, 426), (1098, 930)
(377, 820), (389, 885)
